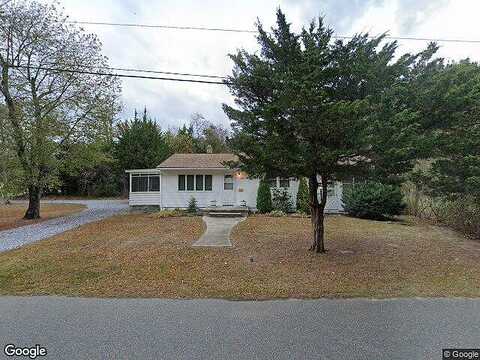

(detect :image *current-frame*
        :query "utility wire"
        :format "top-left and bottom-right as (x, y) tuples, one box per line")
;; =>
(10, 64), (228, 84)
(67, 20), (480, 44)
(37, 62), (227, 79)
(75, 64), (225, 79)
(68, 21), (257, 33)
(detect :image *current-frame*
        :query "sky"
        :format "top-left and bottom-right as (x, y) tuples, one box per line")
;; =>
(54, 0), (480, 130)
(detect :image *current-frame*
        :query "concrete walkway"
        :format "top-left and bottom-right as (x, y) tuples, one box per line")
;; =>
(0, 200), (128, 253)
(193, 216), (245, 247)
(0, 296), (479, 359)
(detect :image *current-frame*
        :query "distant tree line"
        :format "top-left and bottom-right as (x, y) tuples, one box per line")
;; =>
(1, 105), (230, 200)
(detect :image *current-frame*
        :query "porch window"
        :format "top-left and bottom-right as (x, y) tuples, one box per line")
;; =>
(279, 178), (290, 188)
(224, 175), (233, 190)
(131, 174), (160, 192)
(148, 176), (160, 191)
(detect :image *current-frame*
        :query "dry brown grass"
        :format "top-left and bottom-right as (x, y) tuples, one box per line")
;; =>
(0, 203), (86, 231)
(0, 213), (479, 299)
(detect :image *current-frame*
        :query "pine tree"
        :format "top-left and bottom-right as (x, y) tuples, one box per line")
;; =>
(115, 109), (170, 171)
(296, 177), (310, 214)
(187, 196), (198, 213)
(256, 179), (273, 213)
(224, 9), (434, 252)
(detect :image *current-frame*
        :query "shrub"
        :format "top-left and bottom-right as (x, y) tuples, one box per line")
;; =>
(296, 177), (310, 214)
(153, 209), (186, 218)
(269, 210), (286, 217)
(432, 196), (480, 239)
(187, 196), (198, 213)
(256, 179), (273, 213)
(342, 181), (405, 220)
(272, 187), (293, 213)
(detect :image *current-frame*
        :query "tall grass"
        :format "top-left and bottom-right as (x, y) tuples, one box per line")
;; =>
(403, 182), (480, 239)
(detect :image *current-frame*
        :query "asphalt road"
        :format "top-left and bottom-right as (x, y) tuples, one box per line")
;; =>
(0, 297), (479, 359)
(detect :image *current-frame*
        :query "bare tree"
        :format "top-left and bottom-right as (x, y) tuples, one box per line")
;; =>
(0, 1), (121, 218)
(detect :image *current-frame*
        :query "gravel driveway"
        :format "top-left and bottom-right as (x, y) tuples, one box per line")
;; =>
(0, 200), (128, 253)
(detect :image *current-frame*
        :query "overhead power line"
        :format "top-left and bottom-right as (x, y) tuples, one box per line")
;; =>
(10, 64), (229, 85)
(67, 20), (480, 44)
(37, 62), (227, 79)
(68, 21), (257, 33)
(80, 65), (225, 79)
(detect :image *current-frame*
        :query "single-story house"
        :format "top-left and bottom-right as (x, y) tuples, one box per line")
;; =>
(126, 153), (345, 213)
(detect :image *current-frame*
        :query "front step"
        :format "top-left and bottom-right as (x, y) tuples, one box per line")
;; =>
(208, 212), (245, 218)
(205, 207), (249, 217)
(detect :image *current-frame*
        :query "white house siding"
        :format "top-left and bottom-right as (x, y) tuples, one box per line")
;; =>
(160, 170), (229, 209)
(323, 181), (344, 213)
(128, 192), (161, 206)
(127, 169), (345, 213)
(235, 176), (259, 208)
(127, 169), (161, 207)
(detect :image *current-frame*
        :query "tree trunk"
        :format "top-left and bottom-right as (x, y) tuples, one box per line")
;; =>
(24, 185), (41, 219)
(308, 174), (328, 253)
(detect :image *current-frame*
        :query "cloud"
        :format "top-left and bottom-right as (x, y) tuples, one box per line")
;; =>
(55, 0), (477, 130)
(284, 0), (385, 33)
(395, 0), (449, 34)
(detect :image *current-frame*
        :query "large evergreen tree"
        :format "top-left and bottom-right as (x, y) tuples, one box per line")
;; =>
(224, 10), (429, 252)
(410, 61), (480, 200)
(115, 109), (169, 171)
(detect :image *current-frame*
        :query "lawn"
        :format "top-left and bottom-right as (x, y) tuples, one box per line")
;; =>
(0, 203), (87, 231)
(0, 213), (479, 299)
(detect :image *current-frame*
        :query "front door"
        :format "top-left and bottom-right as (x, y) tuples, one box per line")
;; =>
(222, 174), (235, 206)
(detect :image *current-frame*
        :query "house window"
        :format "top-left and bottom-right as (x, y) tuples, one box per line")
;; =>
(279, 178), (290, 188)
(224, 175), (233, 190)
(131, 174), (160, 192)
(205, 175), (212, 191)
(149, 176), (160, 191)
(187, 175), (195, 191)
(178, 175), (213, 191)
(196, 175), (204, 191)
(178, 175), (185, 191)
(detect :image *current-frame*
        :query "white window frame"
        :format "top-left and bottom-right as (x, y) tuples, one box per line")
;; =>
(224, 174), (234, 190)
(178, 174), (213, 192)
(131, 174), (160, 193)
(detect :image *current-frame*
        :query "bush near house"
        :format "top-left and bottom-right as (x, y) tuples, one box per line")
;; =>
(343, 182), (405, 220)
(152, 209), (187, 218)
(187, 197), (198, 213)
(272, 187), (293, 213)
(296, 177), (310, 214)
(256, 179), (273, 213)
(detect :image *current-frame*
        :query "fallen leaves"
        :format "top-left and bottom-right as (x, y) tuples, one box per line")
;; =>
(0, 213), (479, 299)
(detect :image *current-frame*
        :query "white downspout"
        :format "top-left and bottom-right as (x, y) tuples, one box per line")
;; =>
(129, 172), (132, 204)
(159, 171), (163, 210)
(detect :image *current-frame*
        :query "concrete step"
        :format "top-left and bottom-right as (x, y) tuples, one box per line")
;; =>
(207, 212), (245, 218)
(205, 207), (249, 215)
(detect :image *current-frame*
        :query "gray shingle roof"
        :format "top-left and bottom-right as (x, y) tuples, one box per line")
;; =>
(157, 153), (238, 169)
